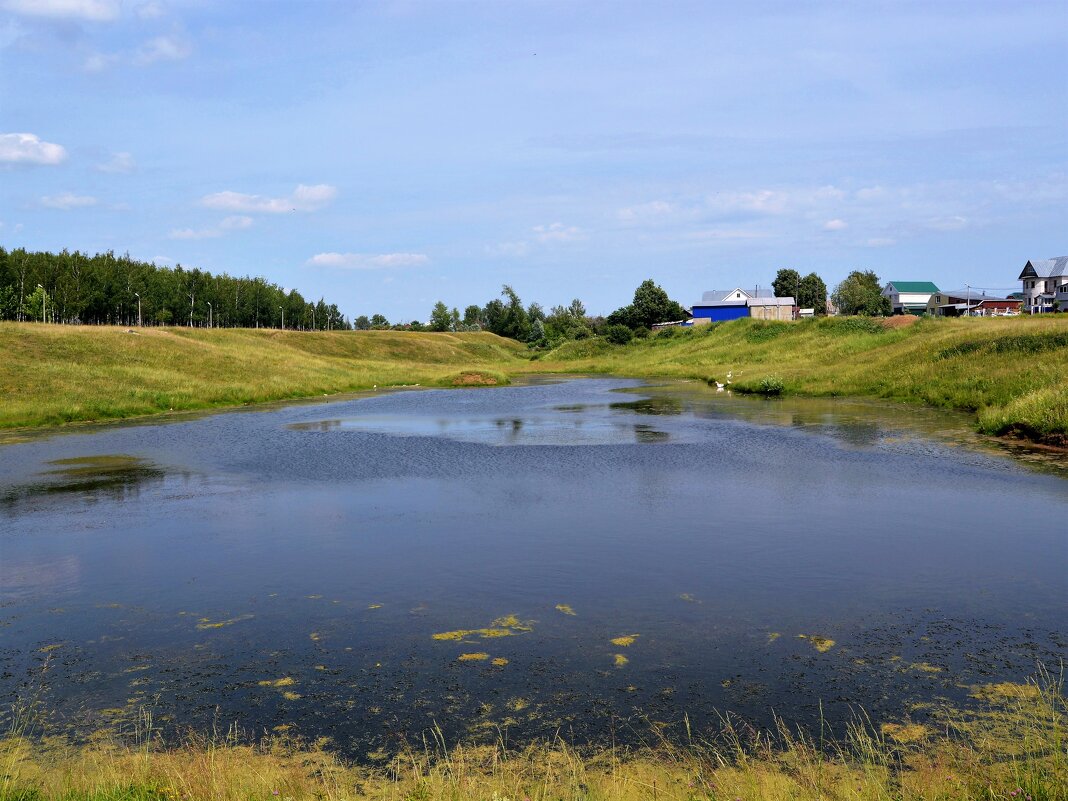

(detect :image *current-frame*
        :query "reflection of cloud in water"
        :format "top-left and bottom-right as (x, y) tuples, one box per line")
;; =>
(0, 554), (80, 599)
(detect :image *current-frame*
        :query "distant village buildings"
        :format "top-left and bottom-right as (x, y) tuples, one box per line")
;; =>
(679, 255), (1064, 325)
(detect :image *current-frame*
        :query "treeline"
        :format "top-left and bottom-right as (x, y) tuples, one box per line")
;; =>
(0, 247), (350, 330)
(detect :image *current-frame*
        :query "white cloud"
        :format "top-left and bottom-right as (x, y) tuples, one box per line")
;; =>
(306, 252), (429, 270)
(0, 132), (67, 165)
(617, 200), (674, 223)
(40, 192), (98, 209)
(201, 184), (338, 214)
(533, 222), (583, 243)
(95, 151), (135, 173)
(0, 0), (119, 21)
(134, 35), (190, 64)
(135, 1), (164, 19)
(925, 215), (968, 231)
(485, 241), (530, 258)
(822, 218), (848, 231)
(169, 215), (254, 240)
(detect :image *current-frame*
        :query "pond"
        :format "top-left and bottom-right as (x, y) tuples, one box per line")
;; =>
(1, 378), (1065, 758)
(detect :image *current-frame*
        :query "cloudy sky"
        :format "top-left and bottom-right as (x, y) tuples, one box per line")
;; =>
(1, 0), (1065, 320)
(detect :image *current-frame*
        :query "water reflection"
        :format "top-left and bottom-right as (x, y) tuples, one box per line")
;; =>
(0, 454), (169, 513)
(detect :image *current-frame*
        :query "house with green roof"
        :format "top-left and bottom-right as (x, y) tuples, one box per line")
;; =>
(881, 281), (940, 315)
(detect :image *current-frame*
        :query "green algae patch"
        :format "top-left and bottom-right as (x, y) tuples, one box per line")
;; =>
(38, 644), (63, 653)
(798, 634), (835, 653)
(555, 604), (577, 616)
(458, 652), (490, 662)
(970, 681), (1042, 702)
(491, 657), (509, 667)
(281, 691), (302, 701)
(507, 697), (530, 712)
(309, 631), (322, 642)
(909, 661), (944, 674)
(432, 613), (534, 642)
(258, 677), (296, 688)
(367, 603), (383, 610)
(881, 722), (930, 744)
(766, 632), (781, 644)
(195, 613), (253, 630)
(614, 654), (629, 667)
(610, 634), (639, 647)
(677, 593), (700, 603)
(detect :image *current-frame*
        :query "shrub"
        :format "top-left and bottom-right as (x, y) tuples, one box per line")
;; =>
(745, 321), (791, 343)
(603, 324), (634, 345)
(758, 375), (785, 395)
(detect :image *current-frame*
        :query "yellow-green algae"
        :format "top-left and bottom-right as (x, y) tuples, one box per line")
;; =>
(610, 634), (639, 647)
(797, 634), (835, 652)
(432, 613), (534, 642)
(880, 722), (931, 744)
(554, 604), (576, 616)
(766, 632), (781, 643)
(195, 613), (253, 630)
(457, 653), (489, 662)
(613, 654), (629, 667)
(257, 677), (296, 688)
(491, 657), (509, 666)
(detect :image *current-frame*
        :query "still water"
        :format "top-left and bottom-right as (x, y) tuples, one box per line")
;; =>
(1, 378), (1065, 756)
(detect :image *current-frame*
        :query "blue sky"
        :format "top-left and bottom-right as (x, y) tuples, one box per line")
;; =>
(1, 0), (1065, 321)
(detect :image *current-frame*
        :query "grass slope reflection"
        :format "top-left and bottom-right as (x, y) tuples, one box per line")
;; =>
(0, 378), (1065, 761)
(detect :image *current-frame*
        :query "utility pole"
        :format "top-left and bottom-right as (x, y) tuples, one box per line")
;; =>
(966, 284), (971, 317)
(207, 301), (213, 329)
(134, 292), (142, 327)
(279, 305), (284, 330)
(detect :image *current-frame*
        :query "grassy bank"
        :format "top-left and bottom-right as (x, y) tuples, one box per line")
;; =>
(0, 324), (523, 430)
(2, 317), (1067, 444)
(2, 676), (1064, 800)
(535, 315), (1068, 445)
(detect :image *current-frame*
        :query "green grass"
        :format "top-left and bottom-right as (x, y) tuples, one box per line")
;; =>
(3, 316), (1067, 444)
(0, 324), (527, 430)
(2, 674), (1064, 801)
(534, 315), (1068, 444)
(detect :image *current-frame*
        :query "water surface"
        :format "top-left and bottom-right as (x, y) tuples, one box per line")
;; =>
(1, 378), (1064, 756)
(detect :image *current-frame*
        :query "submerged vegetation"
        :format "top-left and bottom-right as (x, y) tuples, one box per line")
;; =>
(2, 673), (1064, 801)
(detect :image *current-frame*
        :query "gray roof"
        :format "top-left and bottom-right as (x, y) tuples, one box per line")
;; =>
(700, 287), (774, 303)
(1020, 257), (1068, 279)
(938, 289), (1010, 302)
(748, 296), (794, 306)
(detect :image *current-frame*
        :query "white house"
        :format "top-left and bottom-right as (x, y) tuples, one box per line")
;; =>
(1018, 257), (1068, 313)
(881, 281), (940, 315)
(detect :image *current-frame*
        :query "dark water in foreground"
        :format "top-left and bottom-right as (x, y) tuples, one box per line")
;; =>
(1, 378), (1065, 757)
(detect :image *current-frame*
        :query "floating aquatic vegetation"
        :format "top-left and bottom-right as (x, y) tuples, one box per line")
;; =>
(507, 697), (530, 712)
(306, 595), (322, 600)
(367, 603), (383, 610)
(38, 644), (63, 653)
(309, 631), (321, 642)
(491, 657), (509, 667)
(458, 652), (489, 662)
(195, 614), (253, 630)
(798, 634), (835, 652)
(258, 677), (296, 688)
(881, 722), (930, 743)
(677, 593), (700, 603)
(614, 654), (629, 667)
(555, 604), (576, 616)
(970, 682), (1041, 702)
(432, 614), (534, 642)
(281, 691), (302, 701)
(272, 724), (291, 733)
(766, 632), (781, 643)
(610, 635), (639, 647)
(909, 662), (944, 674)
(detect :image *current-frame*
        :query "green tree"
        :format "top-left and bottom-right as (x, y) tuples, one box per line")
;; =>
(370, 313), (389, 329)
(429, 301), (452, 332)
(354, 315), (371, 330)
(832, 270), (891, 316)
(463, 304), (483, 328)
(603, 323), (634, 344)
(608, 279), (686, 330)
(772, 268), (802, 300)
(798, 273), (828, 314)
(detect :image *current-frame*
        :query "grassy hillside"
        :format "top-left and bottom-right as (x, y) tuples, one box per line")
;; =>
(2, 317), (1067, 443)
(534, 315), (1068, 444)
(0, 324), (526, 430)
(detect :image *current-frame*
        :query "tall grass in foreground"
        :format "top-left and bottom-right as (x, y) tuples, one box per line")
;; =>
(2, 671), (1064, 801)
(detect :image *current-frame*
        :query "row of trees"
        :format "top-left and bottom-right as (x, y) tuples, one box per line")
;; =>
(0, 248), (350, 329)
(772, 267), (892, 316)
